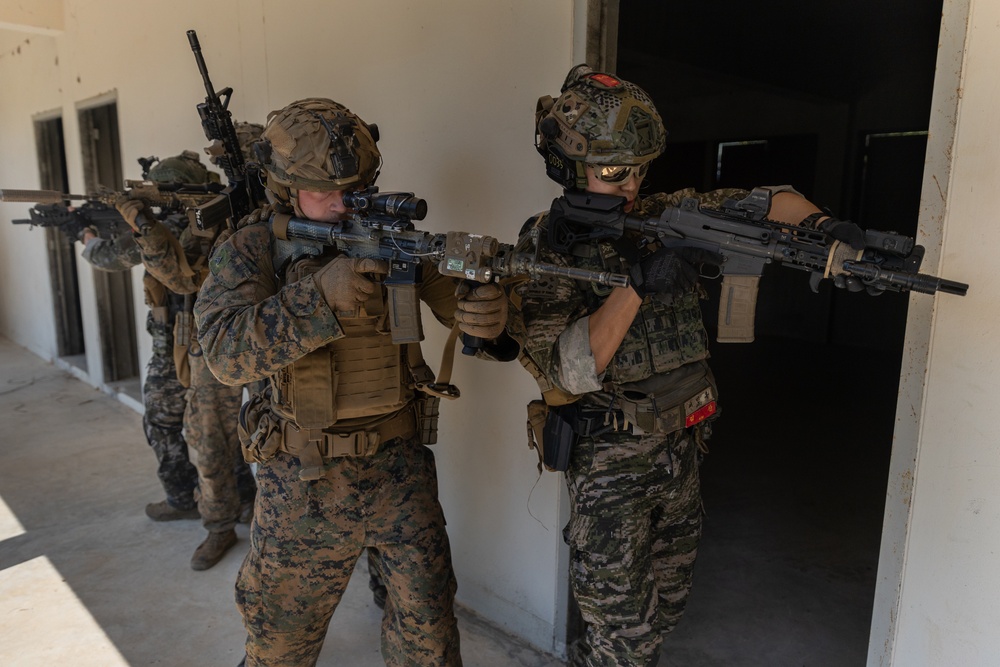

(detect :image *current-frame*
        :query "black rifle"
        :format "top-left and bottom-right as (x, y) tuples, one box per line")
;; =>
(270, 186), (628, 348)
(186, 29), (267, 230)
(7, 199), (128, 239)
(2, 180), (224, 236)
(546, 188), (969, 342)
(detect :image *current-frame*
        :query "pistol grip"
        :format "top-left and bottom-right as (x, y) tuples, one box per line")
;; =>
(716, 274), (758, 343)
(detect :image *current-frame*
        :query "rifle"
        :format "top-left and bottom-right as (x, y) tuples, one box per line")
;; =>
(269, 185), (628, 348)
(5, 197), (128, 239)
(186, 29), (267, 230)
(1, 180), (225, 236)
(545, 188), (969, 343)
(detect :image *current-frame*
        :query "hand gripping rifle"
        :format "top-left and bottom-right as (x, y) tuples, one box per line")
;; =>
(186, 29), (267, 231)
(269, 186), (628, 349)
(546, 188), (969, 343)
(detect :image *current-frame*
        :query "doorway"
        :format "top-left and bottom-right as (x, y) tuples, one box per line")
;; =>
(606, 0), (944, 663)
(77, 100), (140, 387)
(34, 114), (86, 367)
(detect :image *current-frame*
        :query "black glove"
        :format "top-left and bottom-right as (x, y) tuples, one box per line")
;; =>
(818, 217), (866, 250)
(630, 246), (723, 299)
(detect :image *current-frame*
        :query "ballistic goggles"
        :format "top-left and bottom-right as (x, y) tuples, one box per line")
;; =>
(589, 162), (650, 184)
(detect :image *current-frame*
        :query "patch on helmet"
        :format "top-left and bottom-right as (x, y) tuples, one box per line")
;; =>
(585, 73), (622, 89)
(624, 106), (661, 156)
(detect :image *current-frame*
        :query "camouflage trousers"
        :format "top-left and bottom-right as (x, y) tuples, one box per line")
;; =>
(236, 439), (461, 667)
(564, 428), (703, 667)
(142, 340), (198, 510)
(185, 348), (257, 533)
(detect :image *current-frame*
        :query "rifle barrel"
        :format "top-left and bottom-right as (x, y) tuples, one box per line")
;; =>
(0, 189), (74, 204)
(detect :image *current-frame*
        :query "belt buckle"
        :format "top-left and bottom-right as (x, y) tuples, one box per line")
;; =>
(326, 431), (381, 457)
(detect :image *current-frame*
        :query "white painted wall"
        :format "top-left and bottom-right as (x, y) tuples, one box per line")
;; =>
(871, 0), (1000, 665)
(892, 0), (1000, 662)
(0, 0), (580, 654)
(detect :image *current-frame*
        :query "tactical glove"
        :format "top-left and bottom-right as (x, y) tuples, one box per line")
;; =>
(818, 217), (866, 250)
(630, 246), (723, 299)
(454, 282), (508, 340)
(115, 198), (152, 234)
(314, 255), (388, 315)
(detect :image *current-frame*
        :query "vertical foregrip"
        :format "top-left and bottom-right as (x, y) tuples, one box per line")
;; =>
(716, 274), (760, 344)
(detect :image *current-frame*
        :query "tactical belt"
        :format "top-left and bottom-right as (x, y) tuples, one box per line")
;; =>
(279, 409), (417, 479)
(576, 398), (716, 438)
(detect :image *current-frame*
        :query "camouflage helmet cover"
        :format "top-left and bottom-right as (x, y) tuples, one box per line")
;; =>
(234, 121), (264, 162)
(536, 64), (666, 188)
(147, 150), (219, 185)
(258, 98), (381, 194)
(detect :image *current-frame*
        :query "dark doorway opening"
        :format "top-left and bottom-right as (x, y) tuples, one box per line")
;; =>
(606, 0), (944, 663)
(78, 101), (140, 387)
(34, 115), (86, 365)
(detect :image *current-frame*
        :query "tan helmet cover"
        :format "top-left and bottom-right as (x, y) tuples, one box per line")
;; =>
(260, 98), (381, 194)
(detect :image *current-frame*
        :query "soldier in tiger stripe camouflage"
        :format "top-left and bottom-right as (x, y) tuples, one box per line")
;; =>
(517, 64), (855, 666)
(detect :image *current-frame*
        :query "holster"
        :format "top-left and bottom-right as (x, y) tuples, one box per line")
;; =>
(525, 400), (579, 473)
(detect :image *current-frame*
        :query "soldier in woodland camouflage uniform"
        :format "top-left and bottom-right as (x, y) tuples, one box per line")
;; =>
(194, 98), (508, 666)
(75, 181), (205, 522)
(518, 65), (863, 667)
(116, 150), (259, 570)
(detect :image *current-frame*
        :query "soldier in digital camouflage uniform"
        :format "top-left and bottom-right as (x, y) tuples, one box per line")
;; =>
(517, 65), (864, 667)
(75, 173), (204, 522)
(116, 149), (263, 570)
(193, 98), (509, 666)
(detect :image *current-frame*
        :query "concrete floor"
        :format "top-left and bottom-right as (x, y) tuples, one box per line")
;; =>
(0, 333), (889, 667)
(0, 338), (561, 667)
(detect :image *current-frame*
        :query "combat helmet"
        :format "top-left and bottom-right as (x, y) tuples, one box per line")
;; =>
(148, 150), (219, 185)
(535, 64), (666, 190)
(254, 98), (381, 215)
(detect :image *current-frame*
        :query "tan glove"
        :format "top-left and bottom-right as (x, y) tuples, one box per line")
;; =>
(455, 282), (508, 340)
(115, 197), (151, 233)
(315, 256), (389, 315)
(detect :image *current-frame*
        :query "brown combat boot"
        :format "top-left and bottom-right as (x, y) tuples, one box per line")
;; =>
(190, 529), (238, 571)
(145, 500), (200, 522)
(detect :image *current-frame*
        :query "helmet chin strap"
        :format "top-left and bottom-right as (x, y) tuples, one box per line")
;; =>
(289, 189), (305, 218)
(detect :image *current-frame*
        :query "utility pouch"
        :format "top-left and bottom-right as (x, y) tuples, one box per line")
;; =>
(526, 400), (548, 473)
(414, 393), (441, 446)
(238, 388), (282, 463)
(541, 402), (580, 472)
(172, 310), (193, 388)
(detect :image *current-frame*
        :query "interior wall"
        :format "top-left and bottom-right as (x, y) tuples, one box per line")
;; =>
(0, 0), (579, 654)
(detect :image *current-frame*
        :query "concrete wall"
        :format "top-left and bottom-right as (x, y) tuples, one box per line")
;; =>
(878, 0), (1000, 664)
(0, 0), (580, 654)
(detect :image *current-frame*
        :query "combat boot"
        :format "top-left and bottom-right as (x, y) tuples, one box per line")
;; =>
(145, 500), (200, 522)
(190, 529), (238, 571)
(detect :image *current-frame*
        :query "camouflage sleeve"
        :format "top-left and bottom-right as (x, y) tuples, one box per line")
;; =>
(517, 214), (595, 397)
(134, 222), (203, 295)
(638, 187), (752, 216)
(194, 223), (345, 385)
(81, 234), (142, 272)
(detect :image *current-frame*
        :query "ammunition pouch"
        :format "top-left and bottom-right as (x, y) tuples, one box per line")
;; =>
(238, 387), (283, 463)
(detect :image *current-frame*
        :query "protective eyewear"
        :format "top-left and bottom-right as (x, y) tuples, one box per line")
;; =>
(589, 162), (649, 184)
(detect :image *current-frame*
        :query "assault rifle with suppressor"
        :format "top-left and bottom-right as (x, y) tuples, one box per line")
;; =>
(2, 180), (225, 238)
(270, 185), (628, 349)
(545, 188), (969, 342)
